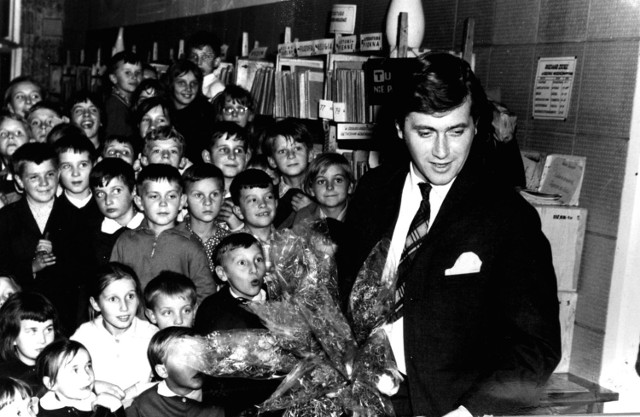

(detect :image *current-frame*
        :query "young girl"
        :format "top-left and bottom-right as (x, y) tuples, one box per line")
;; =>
(70, 263), (157, 404)
(0, 292), (59, 394)
(0, 274), (20, 308)
(0, 376), (37, 417)
(36, 339), (125, 417)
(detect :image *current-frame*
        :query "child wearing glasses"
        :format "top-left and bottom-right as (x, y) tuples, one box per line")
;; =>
(213, 85), (258, 155)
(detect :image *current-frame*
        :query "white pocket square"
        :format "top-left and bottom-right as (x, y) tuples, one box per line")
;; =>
(444, 252), (482, 276)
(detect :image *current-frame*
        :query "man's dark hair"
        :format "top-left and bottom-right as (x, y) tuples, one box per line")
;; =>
(186, 31), (221, 56)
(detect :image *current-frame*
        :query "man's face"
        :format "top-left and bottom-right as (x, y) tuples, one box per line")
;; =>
(188, 45), (218, 76)
(171, 71), (198, 109)
(397, 98), (476, 186)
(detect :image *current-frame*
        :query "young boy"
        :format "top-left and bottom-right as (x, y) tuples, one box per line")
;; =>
(3, 76), (43, 118)
(89, 157), (144, 266)
(0, 113), (30, 206)
(229, 169), (277, 271)
(104, 51), (142, 139)
(176, 163), (229, 273)
(126, 327), (224, 417)
(202, 121), (250, 230)
(263, 118), (314, 228)
(187, 31), (224, 100)
(67, 91), (103, 149)
(53, 134), (102, 230)
(101, 135), (137, 166)
(213, 85), (255, 129)
(110, 164), (215, 301)
(25, 101), (68, 143)
(0, 142), (95, 333)
(140, 125), (188, 171)
(144, 271), (197, 329)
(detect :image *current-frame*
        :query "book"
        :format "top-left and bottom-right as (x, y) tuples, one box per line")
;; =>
(538, 154), (586, 206)
(235, 58), (274, 91)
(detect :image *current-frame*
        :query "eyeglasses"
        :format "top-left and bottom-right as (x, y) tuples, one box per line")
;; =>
(0, 130), (27, 139)
(222, 106), (248, 115)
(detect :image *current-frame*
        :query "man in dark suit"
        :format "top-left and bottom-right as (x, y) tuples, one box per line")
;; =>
(339, 53), (561, 417)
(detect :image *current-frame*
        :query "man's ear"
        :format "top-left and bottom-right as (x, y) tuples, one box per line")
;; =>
(395, 121), (404, 140)
(232, 205), (244, 220)
(145, 309), (158, 325)
(133, 194), (145, 212)
(215, 265), (228, 283)
(154, 364), (168, 379)
(89, 297), (101, 313)
(202, 150), (212, 164)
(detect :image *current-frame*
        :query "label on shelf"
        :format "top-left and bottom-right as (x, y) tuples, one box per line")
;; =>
(360, 33), (383, 51)
(296, 41), (315, 57)
(336, 123), (374, 140)
(333, 102), (347, 122)
(319, 99), (334, 119)
(314, 39), (335, 55)
(336, 35), (357, 53)
(249, 47), (268, 60)
(278, 43), (296, 57)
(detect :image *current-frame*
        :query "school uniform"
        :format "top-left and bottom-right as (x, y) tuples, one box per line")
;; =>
(126, 381), (224, 417)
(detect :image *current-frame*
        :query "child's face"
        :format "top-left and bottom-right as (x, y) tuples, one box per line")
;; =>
(15, 160), (58, 205)
(7, 82), (42, 118)
(203, 134), (250, 181)
(70, 100), (101, 140)
(16, 319), (55, 366)
(58, 151), (93, 197)
(186, 178), (224, 223)
(109, 61), (142, 94)
(161, 339), (204, 394)
(0, 394), (37, 417)
(147, 294), (195, 329)
(189, 45), (218, 76)
(309, 165), (352, 210)
(48, 349), (94, 401)
(93, 177), (134, 224)
(139, 105), (170, 139)
(221, 98), (253, 128)
(142, 139), (186, 169)
(171, 71), (198, 109)
(102, 141), (135, 165)
(90, 278), (139, 336)
(135, 179), (185, 229)
(27, 108), (64, 143)
(234, 186), (277, 229)
(0, 277), (19, 308)
(0, 119), (29, 158)
(268, 136), (310, 179)
(216, 244), (266, 299)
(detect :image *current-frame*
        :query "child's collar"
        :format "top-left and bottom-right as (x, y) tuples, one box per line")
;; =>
(156, 380), (202, 402)
(40, 390), (97, 412)
(111, 87), (131, 106)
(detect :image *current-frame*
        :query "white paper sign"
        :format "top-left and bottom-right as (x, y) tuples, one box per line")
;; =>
(329, 4), (357, 34)
(336, 35), (357, 53)
(533, 57), (576, 120)
(296, 40), (315, 57)
(277, 43), (296, 57)
(360, 33), (383, 51)
(314, 39), (335, 55)
(248, 46), (268, 60)
(333, 102), (347, 122)
(319, 99), (334, 120)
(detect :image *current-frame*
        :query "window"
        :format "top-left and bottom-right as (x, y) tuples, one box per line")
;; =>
(0, 0), (21, 95)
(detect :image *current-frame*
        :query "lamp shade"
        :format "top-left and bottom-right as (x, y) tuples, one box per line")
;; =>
(385, 0), (425, 49)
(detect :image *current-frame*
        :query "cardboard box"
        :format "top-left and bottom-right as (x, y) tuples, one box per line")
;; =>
(555, 290), (578, 373)
(533, 205), (587, 291)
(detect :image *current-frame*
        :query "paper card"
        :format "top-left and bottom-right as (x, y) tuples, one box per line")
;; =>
(336, 123), (374, 140)
(278, 43), (296, 57)
(329, 4), (357, 34)
(333, 102), (347, 122)
(360, 33), (383, 51)
(296, 40), (315, 57)
(336, 35), (357, 53)
(319, 99), (334, 120)
(249, 46), (268, 60)
(314, 38), (335, 55)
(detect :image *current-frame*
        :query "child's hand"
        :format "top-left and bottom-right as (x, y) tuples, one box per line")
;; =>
(219, 200), (243, 230)
(93, 392), (123, 412)
(291, 192), (313, 212)
(32, 239), (56, 274)
(93, 380), (125, 400)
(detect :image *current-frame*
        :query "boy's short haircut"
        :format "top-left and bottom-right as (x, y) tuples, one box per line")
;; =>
(89, 157), (136, 191)
(263, 118), (313, 157)
(213, 84), (256, 115)
(186, 31), (221, 56)
(26, 100), (63, 119)
(101, 134), (140, 158)
(303, 152), (355, 194)
(148, 326), (196, 378)
(0, 112), (28, 133)
(66, 91), (104, 118)
(11, 142), (57, 176)
(46, 123), (84, 145)
(3, 76), (44, 107)
(107, 51), (142, 76)
(207, 121), (248, 151)
(229, 168), (275, 206)
(214, 232), (259, 267)
(181, 162), (224, 191)
(136, 163), (183, 195)
(53, 132), (98, 162)
(133, 95), (171, 127)
(167, 59), (203, 91)
(131, 80), (167, 112)
(141, 63), (158, 78)
(144, 271), (197, 310)
(142, 125), (186, 155)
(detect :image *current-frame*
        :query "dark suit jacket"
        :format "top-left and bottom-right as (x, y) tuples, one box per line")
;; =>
(339, 152), (561, 416)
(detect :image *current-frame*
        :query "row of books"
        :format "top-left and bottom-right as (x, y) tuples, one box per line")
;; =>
(325, 68), (367, 123)
(248, 66), (276, 116)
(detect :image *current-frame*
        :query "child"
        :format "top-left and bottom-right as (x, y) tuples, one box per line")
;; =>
(110, 164), (215, 300)
(176, 163), (229, 273)
(187, 31), (224, 101)
(144, 272), (197, 329)
(68, 91), (104, 149)
(126, 327), (224, 417)
(0, 274), (20, 308)
(101, 135), (137, 166)
(54, 134), (102, 230)
(247, 154), (279, 186)
(90, 158), (144, 267)
(71, 262), (157, 403)
(0, 142), (95, 332)
(104, 51), (142, 139)
(3, 76), (43, 118)
(167, 59), (214, 164)
(0, 291), (59, 394)
(213, 85), (254, 129)
(140, 125), (188, 171)
(37, 339), (125, 416)
(131, 79), (167, 112)
(0, 376), (37, 417)
(45, 123), (85, 145)
(230, 169), (277, 271)
(0, 113), (29, 205)
(291, 152), (354, 227)
(25, 101), (67, 143)
(263, 118), (314, 228)
(134, 96), (172, 146)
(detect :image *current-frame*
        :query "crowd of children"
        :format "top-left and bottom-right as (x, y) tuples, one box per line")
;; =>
(0, 30), (357, 417)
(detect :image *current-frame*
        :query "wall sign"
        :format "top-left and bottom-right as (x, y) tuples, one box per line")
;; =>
(533, 56), (577, 120)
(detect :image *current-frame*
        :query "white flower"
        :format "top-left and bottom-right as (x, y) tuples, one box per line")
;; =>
(376, 373), (400, 396)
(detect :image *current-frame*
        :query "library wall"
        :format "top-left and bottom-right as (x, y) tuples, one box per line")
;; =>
(62, 0), (640, 384)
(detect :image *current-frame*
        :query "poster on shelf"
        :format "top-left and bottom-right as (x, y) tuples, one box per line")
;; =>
(329, 4), (357, 34)
(532, 56), (576, 120)
(360, 33), (383, 52)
